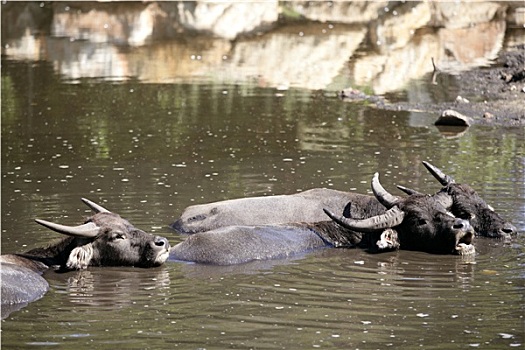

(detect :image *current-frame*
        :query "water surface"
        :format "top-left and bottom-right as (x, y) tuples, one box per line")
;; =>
(2, 48), (524, 350)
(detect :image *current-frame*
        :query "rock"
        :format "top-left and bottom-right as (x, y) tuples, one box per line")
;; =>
(435, 109), (472, 126)
(50, 1), (280, 44)
(501, 72), (513, 82)
(507, 6), (525, 26)
(283, 1), (388, 24)
(371, 2), (432, 50)
(455, 95), (470, 103)
(430, 2), (506, 28)
(170, 2), (279, 40)
(339, 87), (385, 106)
(483, 112), (495, 119)
(339, 88), (369, 100)
(510, 71), (525, 83)
(438, 21), (506, 69)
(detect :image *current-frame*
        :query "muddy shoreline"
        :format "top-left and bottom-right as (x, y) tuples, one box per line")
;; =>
(383, 45), (525, 127)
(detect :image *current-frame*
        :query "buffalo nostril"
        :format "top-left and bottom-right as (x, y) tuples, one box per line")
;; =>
(154, 237), (168, 247)
(502, 224), (516, 235)
(453, 219), (469, 230)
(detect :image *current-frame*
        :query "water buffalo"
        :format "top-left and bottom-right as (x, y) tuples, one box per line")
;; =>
(324, 173), (475, 255)
(171, 161), (516, 239)
(1, 198), (171, 318)
(169, 173), (475, 265)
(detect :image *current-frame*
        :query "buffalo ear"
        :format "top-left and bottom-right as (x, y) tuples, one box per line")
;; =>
(66, 244), (94, 270)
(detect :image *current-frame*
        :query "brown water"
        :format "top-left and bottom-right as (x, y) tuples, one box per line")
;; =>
(2, 57), (524, 349)
(2, 14), (525, 349)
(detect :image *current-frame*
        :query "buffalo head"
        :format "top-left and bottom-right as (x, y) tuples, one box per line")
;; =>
(409, 161), (517, 240)
(32, 198), (170, 270)
(325, 173), (475, 255)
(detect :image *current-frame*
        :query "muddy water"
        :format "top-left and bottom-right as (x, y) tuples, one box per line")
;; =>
(2, 57), (524, 349)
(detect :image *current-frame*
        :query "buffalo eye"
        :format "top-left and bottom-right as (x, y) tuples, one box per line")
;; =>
(110, 231), (127, 241)
(188, 214), (205, 223)
(417, 219), (427, 226)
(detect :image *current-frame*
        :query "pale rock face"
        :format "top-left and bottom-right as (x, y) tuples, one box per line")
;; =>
(175, 1), (279, 40)
(439, 21), (506, 69)
(50, 1), (279, 45)
(370, 2), (432, 51)
(283, 1), (389, 24)
(348, 2), (508, 94)
(430, 2), (507, 28)
(51, 2), (161, 46)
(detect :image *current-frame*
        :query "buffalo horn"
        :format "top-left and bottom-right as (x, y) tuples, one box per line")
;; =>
(371, 173), (399, 209)
(396, 185), (424, 196)
(323, 206), (405, 233)
(422, 161), (455, 186)
(35, 219), (100, 238)
(81, 198), (111, 213)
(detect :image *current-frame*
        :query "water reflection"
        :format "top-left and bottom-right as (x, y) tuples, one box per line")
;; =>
(2, 1), (522, 95)
(58, 267), (172, 306)
(434, 124), (470, 139)
(3, 240), (522, 348)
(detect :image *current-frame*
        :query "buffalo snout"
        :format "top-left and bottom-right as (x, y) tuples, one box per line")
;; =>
(453, 218), (470, 232)
(453, 218), (475, 255)
(150, 236), (171, 266)
(154, 236), (170, 248)
(501, 223), (517, 237)
(487, 221), (517, 241)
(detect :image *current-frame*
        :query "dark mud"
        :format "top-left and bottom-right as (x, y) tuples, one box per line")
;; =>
(385, 45), (525, 126)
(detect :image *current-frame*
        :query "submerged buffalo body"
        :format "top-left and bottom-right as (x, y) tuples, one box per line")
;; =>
(169, 173), (475, 265)
(172, 161), (516, 240)
(0, 257), (50, 319)
(1, 198), (170, 318)
(170, 224), (331, 265)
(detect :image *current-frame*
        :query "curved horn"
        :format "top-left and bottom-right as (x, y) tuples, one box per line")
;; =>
(81, 198), (110, 213)
(35, 219), (100, 238)
(371, 173), (399, 209)
(422, 161), (455, 186)
(396, 185), (424, 196)
(324, 206), (405, 233)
